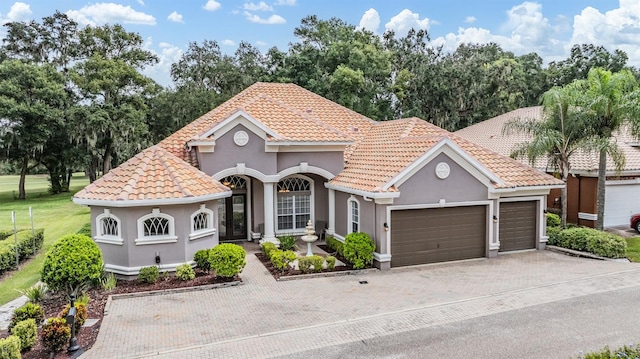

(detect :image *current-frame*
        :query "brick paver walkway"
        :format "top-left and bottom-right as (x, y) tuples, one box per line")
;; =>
(81, 247), (640, 359)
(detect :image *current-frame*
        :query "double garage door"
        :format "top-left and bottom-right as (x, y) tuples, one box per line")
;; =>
(390, 201), (537, 267)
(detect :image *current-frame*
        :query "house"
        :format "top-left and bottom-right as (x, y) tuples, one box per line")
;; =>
(455, 106), (640, 228)
(73, 83), (563, 276)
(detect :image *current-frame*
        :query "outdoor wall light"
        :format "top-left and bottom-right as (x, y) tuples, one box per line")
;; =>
(383, 222), (389, 231)
(493, 215), (498, 223)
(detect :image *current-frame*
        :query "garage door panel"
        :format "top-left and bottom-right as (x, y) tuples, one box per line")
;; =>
(605, 184), (640, 227)
(391, 206), (486, 267)
(499, 201), (536, 252)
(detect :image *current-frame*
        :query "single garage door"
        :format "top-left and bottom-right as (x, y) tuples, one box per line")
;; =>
(391, 206), (486, 267)
(604, 183), (640, 227)
(499, 201), (537, 252)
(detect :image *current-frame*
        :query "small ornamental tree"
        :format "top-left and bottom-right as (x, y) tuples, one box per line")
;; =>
(208, 243), (246, 279)
(41, 234), (103, 296)
(343, 232), (375, 269)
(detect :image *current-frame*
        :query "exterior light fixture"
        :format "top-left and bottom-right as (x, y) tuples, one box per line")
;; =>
(383, 222), (389, 231)
(493, 215), (498, 223)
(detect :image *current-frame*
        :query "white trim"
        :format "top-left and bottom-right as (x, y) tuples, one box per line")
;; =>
(327, 189), (335, 235)
(332, 233), (345, 241)
(136, 209), (177, 245)
(190, 204), (214, 236)
(94, 209), (122, 245)
(324, 182), (400, 199)
(347, 196), (360, 234)
(104, 261), (196, 276)
(578, 212), (598, 221)
(274, 174), (315, 232)
(373, 252), (391, 262)
(383, 138), (504, 191)
(74, 192), (231, 207)
(213, 165), (279, 183)
(201, 110), (280, 142)
(277, 163), (336, 180)
(189, 229), (216, 240)
(386, 200), (494, 262)
(606, 178), (640, 186)
(265, 143), (352, 153)
(491, 184), (564, 194)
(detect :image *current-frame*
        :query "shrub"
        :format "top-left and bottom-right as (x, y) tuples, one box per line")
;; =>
(0, 336), (21, 359)
(325, 255), (336, 270)
(138, 266), (159, 283)
(59, 302), (87, 333)
(209, 243), (246, 278)
(546, 213), (561, 228)
(76, 223), (92, 237)
(546, 226), (561, 246)
(41, 233), (103, 295)
(9, 302), (44, 332)
(12, 318), (37, 351)
(269, 249), (296, 272)
(343, 232), (375, 269)
(277, 234), (297, 251)
(326, 236), (344, 257)
(193, 249), (212, 273)
(310, 255), (324, 272)
(580, 343), (640, 359)
(0, 229), (13, 241)
(40, 317), (71, 354)
(100, 272), (117, 291)
(297, 256), (313, 273)
(20, 283), (48, 304)
(261, 242), (277, 260)
(176, 263), (195, 281)
(556, 227), (627, 258)
(0, 228), (44, 276)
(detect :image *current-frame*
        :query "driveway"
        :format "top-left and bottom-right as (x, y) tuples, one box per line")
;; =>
(81, 246), (640, 359)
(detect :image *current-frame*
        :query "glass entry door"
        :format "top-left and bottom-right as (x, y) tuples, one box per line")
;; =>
(218, 194), (247, 241)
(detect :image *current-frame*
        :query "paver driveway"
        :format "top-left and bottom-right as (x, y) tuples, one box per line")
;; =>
(81, 246), (640, 359)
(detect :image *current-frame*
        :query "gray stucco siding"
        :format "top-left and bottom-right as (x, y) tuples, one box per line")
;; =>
(277, 152), (344, 177)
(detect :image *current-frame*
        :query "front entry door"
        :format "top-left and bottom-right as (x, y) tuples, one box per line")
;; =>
(218, 194), (247, 241)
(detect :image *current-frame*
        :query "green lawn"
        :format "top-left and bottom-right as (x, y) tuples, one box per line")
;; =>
(0, 174), (90, 305)
(626, 237), (640, 263)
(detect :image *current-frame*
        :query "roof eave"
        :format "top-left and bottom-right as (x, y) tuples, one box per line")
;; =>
(73, 191), (232, 208)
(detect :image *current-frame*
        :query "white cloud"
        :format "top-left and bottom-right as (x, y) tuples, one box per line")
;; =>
(255, 40), (268, 46)
(5, 2), (31, 22)
(244, 11), (285, 24)
(358, 8), (380, 33)
(465, 16), (476, 24)
(137, 0), (144, 5)
(203, 0), (221, 11)
(274, 0), (296, 5)
(66, 3), (156, 26)
(570, 0), (640, 66)
(385, 9), (430, 36)
(167, 11), (183, 23)
(243, 1), (273, 11)
(142, 38), (183, 87)
(221, 39), (235, 46)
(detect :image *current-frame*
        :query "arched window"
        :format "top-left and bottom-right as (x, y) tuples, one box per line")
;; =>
(220, 176), (247, 190)
(347, 196), (360, 234)
(277, 176), (313, 231)
(136, 208), (177, 245)
(190, 204), (216, 240)
(95, 209), (122, 245)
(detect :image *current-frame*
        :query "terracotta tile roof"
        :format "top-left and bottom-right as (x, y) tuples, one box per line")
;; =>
(455, 106), (640, 174)
(158, 82), (374, 165)
(330, 117), (563, 193)
(74, 146), (230, 203)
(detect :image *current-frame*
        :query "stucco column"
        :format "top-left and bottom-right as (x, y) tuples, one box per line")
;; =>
(327, 188), (335, 235)
(261, 181), (278, 244)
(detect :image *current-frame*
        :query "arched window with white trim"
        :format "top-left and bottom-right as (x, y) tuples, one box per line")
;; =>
(347, 196), (360, 234)
(95, 209), (122, 245)
(136, 208), (177, 245)
(277, 176), (313, 231)
(190, 204), (216, 240)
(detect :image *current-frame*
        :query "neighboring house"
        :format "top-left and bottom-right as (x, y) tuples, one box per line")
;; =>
(455, 106), (640, 228)
(73, 83), (563, 276)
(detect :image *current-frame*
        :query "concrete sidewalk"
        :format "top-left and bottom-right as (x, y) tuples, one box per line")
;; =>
(81, 248), (640, 359)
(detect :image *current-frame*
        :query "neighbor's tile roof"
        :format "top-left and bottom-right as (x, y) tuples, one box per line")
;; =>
(455, 106), (640, 173)
(159, 82), (374, 165)
(330, 117), (564, 192)
(74, 146), (229, 202)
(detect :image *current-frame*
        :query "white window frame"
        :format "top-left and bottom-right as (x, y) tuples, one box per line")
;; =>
(275, 175), (314, 234)
(95, 209), (123, 245)
(347, 196), (360, 234)
(135, 208), (177, 245)
(189, 204), (216, 240)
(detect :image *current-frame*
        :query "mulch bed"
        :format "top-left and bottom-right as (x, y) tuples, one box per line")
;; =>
(1, 270), (239, 359)
(255, 245), (357, 280)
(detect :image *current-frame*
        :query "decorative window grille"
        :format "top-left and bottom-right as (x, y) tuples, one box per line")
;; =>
(277, 176), (312, 231)
(193, 212), (209, 232)
(277, 177), (311, 192)
(220, 176), (246, 190)
(143, 217), (170, 236)
(101, 217), (119, 237)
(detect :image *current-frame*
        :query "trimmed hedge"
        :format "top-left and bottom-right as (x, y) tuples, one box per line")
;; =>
(76, 223), (92, 237)
(555, 227), (627, 258)
(0, 229), (44, 275)
(176, 263), (195, 281)
(325, 236), (343, 256)
(9, 302), (44, 332)
(209, 243), (246, 278)
(343, 232), (375, 269)
(194, 249), (211, 273)
(546, 213), (561, 228)
(12, 318), (37, 351)
(0, 229), (14, 241)
(579, 343), (640, 358)
(268, 249), (296, 272)
(138, 266), (159, 283)
(0, 336), (21, 359)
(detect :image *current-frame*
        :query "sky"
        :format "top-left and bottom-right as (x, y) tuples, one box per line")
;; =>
(0, 0), (635, 87)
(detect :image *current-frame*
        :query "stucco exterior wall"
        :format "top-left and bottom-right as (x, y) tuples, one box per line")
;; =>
(277, 152), (344, 177)
(394, 153), (488, 206)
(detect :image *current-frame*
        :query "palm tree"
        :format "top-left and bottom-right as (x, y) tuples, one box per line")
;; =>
(577, 68), (640, 230)
(503, 84), (589, 228)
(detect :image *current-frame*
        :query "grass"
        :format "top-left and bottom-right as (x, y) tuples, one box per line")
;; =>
(625, 237), (640, 263)
(0, 174), (90, 305)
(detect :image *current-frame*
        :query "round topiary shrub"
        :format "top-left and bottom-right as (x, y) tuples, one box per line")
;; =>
(193, 249), (211, 273)
(343, 232), (375, 269)
(138, 266), (159, 283)
(0, 335), (21, 359)
(208, 243), (246, 279)
(9, 302), (44, 332)
(59, 302), (87, 333)
(176, 263), (195, 281)
(40, 317), (71, 354)
(41, 234), (103, 295)
(12, 318), (37, 351)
